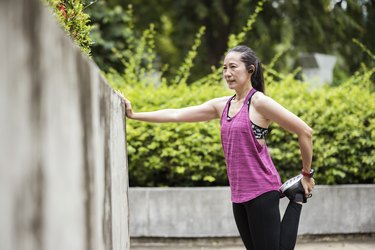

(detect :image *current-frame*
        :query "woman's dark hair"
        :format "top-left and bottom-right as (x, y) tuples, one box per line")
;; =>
(228, 45), (265, 93)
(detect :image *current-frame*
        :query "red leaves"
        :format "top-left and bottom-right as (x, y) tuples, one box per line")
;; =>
(58, 3), (67, 19)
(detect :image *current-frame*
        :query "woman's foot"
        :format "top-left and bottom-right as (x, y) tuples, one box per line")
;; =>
(280, 174), (312, 203)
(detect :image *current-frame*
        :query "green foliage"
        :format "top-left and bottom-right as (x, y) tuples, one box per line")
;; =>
(110, 76), (231, 187)
(105, 1), (375, 187)
(173, 26), (206, 85)
(106, 14), (209, 90)
(353, 38), (375, 61)
(227, 0), (265, 49)
(86, 2), (137, 72)
(111, 64), (375, 186)
(115, 21), (158, 86)
(43, 0), (374, 186)
(44, 0), (92, 55)
(88, 0), (374, 83)
(266, 67), (375, 185)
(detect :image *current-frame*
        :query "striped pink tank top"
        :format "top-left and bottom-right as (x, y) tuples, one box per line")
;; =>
(220, 88), (282, 203)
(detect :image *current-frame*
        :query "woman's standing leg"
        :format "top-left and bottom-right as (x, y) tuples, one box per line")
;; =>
(233, 202), (256, 250)
(245, 191), (281, 250)
(233, 191), (281, 250)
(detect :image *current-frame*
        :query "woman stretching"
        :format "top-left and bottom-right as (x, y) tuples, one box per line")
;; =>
(119, 45), (315, 250)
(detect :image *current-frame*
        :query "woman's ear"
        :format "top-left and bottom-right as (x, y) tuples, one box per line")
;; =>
(248, 65), (255, 73)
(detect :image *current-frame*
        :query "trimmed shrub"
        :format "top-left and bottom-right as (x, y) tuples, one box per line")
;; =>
(266, 68), (375, 184)
(109, 74), (231, 187)
(111, 66), (375, 187)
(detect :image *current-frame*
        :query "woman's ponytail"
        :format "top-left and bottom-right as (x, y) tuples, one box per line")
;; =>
(251, 61), (265, 93)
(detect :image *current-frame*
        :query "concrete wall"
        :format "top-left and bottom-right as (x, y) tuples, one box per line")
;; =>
(129, 185), (375, 237)
(0, 0), (129, 250)
(299, 53), (337, 87)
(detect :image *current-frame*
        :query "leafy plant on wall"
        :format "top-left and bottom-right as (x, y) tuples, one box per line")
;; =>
(43, 0), (93, 55)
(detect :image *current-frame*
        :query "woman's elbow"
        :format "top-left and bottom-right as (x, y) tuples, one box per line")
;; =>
(301, 125), (313, 139)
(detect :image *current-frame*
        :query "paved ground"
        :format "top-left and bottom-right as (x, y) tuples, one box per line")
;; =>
(131, 235), (375, 250)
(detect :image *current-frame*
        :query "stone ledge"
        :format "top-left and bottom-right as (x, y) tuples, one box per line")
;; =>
(129, 185), (375, 237)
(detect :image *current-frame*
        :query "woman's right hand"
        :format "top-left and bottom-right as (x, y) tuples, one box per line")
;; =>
(301, 176), (315, 197)
(116, 90), (134, 118)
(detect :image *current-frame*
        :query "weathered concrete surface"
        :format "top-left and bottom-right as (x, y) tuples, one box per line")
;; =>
(130, 187), (235, 237)
(129, 185), (375, 237)
(0, 0), (129, 250)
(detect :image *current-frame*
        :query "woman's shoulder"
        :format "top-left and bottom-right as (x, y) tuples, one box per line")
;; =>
(252, 91), (273, 109)
(205, 96), (233, 115)
(206, 95), (233, 105)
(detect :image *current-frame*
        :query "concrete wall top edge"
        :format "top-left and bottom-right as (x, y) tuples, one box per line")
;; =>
(130, 186), (230, 191)
(130, 184), (374, 190)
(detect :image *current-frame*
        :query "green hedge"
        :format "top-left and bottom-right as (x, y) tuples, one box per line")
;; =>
(111, 67), (375, 187)
(266, 69), (375, 185)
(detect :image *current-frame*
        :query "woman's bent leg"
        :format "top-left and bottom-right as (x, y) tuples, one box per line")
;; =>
(280, 201), (302, 250)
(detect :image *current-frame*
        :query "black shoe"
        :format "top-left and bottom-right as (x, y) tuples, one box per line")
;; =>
(280, 174), (312, 203)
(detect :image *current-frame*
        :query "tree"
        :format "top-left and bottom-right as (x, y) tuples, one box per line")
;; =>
(86, 0), (374, 82)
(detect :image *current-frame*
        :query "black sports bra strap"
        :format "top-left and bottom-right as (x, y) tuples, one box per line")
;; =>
(247, 89), (257, 111)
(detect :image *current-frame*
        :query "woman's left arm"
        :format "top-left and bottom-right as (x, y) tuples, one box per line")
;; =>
(253, 93), (314, 193)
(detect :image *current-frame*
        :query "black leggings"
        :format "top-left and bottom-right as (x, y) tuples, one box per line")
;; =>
(232, 191), (302, 250)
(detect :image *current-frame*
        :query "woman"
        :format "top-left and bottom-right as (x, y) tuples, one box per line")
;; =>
(120, 45), (315, 250)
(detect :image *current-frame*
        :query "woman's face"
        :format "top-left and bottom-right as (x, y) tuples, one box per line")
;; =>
(223, 52), (251, 90)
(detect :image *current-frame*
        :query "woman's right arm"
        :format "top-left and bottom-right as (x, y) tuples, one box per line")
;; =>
(118, 92), (228, 123)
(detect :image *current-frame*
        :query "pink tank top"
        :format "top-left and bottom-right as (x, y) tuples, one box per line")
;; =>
(220, 88), (282, 203)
